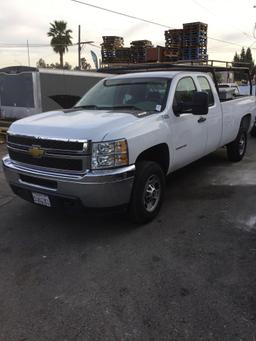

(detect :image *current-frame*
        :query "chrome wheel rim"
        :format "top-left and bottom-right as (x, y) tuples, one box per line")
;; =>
(143, 174), (161, 213)
(238, 134), (246, 155)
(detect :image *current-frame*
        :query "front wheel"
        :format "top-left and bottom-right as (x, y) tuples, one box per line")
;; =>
(227, 129), (247, 162)
(128, 161), (165, 224)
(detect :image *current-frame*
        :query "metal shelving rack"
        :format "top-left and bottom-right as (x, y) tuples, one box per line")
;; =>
(98, 60), (252, 95)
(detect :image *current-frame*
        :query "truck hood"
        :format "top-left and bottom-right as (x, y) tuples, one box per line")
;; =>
(8, 108), (141, 141)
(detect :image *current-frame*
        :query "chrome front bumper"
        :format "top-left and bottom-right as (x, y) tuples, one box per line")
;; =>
(2, 155), (135, 207)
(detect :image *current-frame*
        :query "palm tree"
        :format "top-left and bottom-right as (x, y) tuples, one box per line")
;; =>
(47, 20), (72, 68)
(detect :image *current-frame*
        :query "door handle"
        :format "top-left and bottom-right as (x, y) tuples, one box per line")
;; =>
(198, 116), (206, 123)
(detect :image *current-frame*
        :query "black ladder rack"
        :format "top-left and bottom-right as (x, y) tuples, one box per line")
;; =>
(98, 60), (252, 95)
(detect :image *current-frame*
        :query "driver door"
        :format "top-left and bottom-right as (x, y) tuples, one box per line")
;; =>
(171, 76), (208, 170)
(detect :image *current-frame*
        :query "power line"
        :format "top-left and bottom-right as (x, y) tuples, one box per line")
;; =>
(0, 43), (78, 48)
(0, 42), (101, 48)
(87, 43), (101, 49)
(0, 39), (247, 50)
(207, 37), (244, 48)
(70, 0), (252, 49)
(253, 23), (256, 40)
(70, 0), (172, 29)
(0, 39), (246, 50)
(0, 1), (251, 53)
(191, 0), (254, 40)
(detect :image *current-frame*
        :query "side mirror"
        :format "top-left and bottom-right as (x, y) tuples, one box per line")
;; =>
(192, 92), (209, 116)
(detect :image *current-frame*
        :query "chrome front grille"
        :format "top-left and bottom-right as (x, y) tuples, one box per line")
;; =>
(7, 133), (91, 174)
(7, 134), (88, 153)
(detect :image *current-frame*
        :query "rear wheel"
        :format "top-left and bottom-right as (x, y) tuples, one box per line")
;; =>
(227, 128), (247, 162)
(129, 161), (165, 224)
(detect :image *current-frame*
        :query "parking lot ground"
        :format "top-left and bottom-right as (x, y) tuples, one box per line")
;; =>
(0, 139), (256, 341)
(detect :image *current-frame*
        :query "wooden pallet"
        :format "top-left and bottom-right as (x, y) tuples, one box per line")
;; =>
(102, 36), (124, 43)
(165, 29), (183, 35)
(131, 40), (152, 46)
(115, 48), (131, 62)
(165, 29), (183, 46)
(183, 22), (208, 31)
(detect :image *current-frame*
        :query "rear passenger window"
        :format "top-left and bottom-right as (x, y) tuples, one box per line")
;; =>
(198, 76), (214, 106)
(173, 77), (197, 114)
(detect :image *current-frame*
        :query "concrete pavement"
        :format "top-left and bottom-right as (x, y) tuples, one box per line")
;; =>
(0, 140), (256, 341)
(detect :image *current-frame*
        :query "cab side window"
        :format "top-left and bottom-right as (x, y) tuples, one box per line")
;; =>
(198, 76), (214, 106)
(173, 77), (197, 115)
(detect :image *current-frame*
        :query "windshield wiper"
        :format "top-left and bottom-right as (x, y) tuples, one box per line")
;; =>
(74, 105), (101, 110)
(109, 105), (143, 111)
(74, 104), (144, 111)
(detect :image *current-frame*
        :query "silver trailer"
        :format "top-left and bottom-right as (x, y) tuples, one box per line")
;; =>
(0, 66), (109, 121)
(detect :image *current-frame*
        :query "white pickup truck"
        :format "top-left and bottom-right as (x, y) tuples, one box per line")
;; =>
(2, 67), (256, 223)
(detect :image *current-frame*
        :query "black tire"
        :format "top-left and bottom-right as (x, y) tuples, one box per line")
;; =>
(227, 128), (247, 162)
(128, 161), (165, 224)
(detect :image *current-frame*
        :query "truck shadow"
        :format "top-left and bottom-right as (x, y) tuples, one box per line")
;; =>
(14, 150), (226, 230)
(7, 145), (254, 248)
(2, 145), (256, 273)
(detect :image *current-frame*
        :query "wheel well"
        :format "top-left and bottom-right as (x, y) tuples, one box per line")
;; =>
(241, 114), (251, 132)
(136, 144), (170, 175)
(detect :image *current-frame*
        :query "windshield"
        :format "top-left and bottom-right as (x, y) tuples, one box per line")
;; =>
(75, 77), (171, 112)
(0, 72), (35, 108)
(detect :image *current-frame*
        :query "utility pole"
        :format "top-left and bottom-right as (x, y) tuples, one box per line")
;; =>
(27, 40), (30, 66)
(76, 25), (94, 70)
(78, 25), (81, 70)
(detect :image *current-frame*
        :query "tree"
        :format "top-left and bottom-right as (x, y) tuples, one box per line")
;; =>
(240, 47), (246, 62)
(74, 58), (91, 71)
(36, 58), (47, 68)
(36, 60), (73, 70)
(234, 47), (254, 69)
(215, 72), (222, 83)
(245, 48), (254, 69)
(47, 20), (72, 68)
(81, 57), (91, 70)
(49, 63), (60, 69)
(233, 47), (255, 81)
(233, 52), (240, 64)
(48, 62), (73, 70)
(233, 51), (243, 81)
(63, 62), (72, 70)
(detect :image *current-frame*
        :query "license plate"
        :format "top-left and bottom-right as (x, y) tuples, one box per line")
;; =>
(32, 192), (51, 207)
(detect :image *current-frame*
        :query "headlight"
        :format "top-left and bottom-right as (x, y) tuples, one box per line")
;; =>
(91, 139), (129, 169)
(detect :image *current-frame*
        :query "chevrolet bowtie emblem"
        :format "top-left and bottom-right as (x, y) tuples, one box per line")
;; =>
(28, 146), (45, 158)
